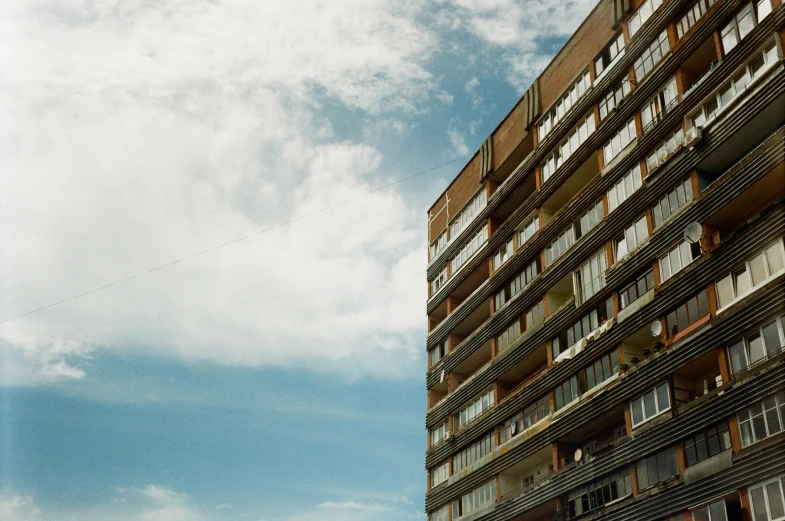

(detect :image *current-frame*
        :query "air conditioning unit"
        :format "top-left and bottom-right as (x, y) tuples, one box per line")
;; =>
(685, 126), (703, 148)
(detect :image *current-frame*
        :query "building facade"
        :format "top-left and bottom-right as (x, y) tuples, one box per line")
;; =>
(424, 0), (785, 520)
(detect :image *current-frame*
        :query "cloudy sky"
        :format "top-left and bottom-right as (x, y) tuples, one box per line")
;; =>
(0, 1), (596, 519)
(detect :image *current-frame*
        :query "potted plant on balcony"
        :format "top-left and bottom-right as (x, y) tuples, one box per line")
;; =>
(630, 356), (640, 365)
(653, 340), (665, 352)
(619, 363), (629, 374)
(642, 347), (651, 357)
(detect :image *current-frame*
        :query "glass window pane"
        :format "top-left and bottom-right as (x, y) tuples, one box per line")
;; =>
(766, 481), (785, 519)
(644, 389), (657, 417)
(762, 321), (783, 355)
(631, 398), (643, 425)
(750, 486), (769, 521)
(767, 243), (785, 274)
(749, 334), (765, 364)
(716, 275), (735, 308)
(729, 341), (748, 373)
(709, 499), (728, 521)
(736, 266), (751, 296)
(656, 383), (670, 411)
(750, 253), (767, 286)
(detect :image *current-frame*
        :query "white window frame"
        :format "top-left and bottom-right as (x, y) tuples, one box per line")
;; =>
(748, 474), (785, 521)
(634, 30), (671, 82)
(430, 230), (447, 260)
(641, 76), (679, 134)
(599, 76), (633, 121)
(646, 126), (685, 172)
(603, 118), (637, 165)
(728, 316), (785, 374)
(451, 224), (489, 274)
(430, 420), (448, 447)
(430, 460), (450, 488)
(455, 388), (495, 429)
(688, 38), (780, 131)
(659, 239), (700, 282)
(614, 215), (649, 262)
(715, 239), (785, 311)
(595, 32), (626, 82)
(452, 432), (494, 473)
(429, 504), (449, 521)
(652, 178), (694, 229)
(538, 68), (592, 141)
(628, 0), (664, 39)
(721, 2), (757, 55)
(677, 0), (717, 40)
(518, 213), (539, 248)
(573, 248), (607, 305)
(492, 237), (514, 271)
(541, 112), (596, 184)
(607, 164), (643, 213)
(737, 393), (785, 448)
(449, 189), (487, 243)
(453, 479), (496, 519)
(630, 382), (671, 428)
(429, 339), (448, 368)
(430, 266), (448, 297)
(691, 498), (729, 521)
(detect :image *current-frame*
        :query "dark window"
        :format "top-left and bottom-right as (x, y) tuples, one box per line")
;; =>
(666, 289), (711, 338)
(555, 351), (618, 410)
(567, 469), (632, 518)
(636, 446), (679, 489)
(619, 269), (655, 309)
(552, 297), (614, 359)
(684, 421), (731, 467)
(495, 259), (539, 310)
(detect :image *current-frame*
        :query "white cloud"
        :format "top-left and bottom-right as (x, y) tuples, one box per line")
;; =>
(0, 494), (41, 521)
(0, 0), (439, 383)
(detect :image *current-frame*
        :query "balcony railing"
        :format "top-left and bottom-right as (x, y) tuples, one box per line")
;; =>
(642, 95), (680, 135)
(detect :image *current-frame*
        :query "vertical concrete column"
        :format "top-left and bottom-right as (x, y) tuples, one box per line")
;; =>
(717, 347), (731, 385)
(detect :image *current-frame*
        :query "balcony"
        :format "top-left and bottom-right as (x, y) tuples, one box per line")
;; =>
(673, 350), (723, 413)
(680, 35), (719, 99)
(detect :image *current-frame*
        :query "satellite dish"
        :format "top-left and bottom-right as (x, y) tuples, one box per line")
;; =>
(440, 369), (446, 383)
(574, 448), (583, 462)
(684, 222), (703, 244)
(651, 320), (663, 337)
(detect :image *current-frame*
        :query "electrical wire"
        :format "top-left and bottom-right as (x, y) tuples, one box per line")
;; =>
(0, 154), (469, 326)
(57, 271), (423, 333)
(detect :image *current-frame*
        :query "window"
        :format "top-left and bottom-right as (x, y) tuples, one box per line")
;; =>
(646, 126), (685, 172)
(541, 113), (596, 184)
(429, 505), (449, 521)
(430, 460), (449, 488)
(430, 266), (447, 297)
(430, 420), (448, 446)
(525, 299), (545, 330)
(580, 199), (604, 237)
(630, 382), (671, 427)
(749, 475), (785, 521)
(634, 30), (671, 82)
(628, 0), (664, 38)
(614, 215), (649, 261)
(452, 479), (495, 519)
(574, 249), (607, 304)
(693, 499), (729, 521)
(555, 350), (619, 410)
(567, 468), (632, 518)
(453, 432), (494, 472)
(430, 230), (446, 260)
(607, 164), (643, 213)
(715, 239), (785, 310)
(595, 32), (626, 81)
(539, 68), (592, 140)
(619, 269), (655, 309)
(688, 39), (780, 130)
(499, 396), (550, 443)
(659, 239), (700, 282)
(677, 0), (717, 39)
(636, 446), (679, 490)
(429, 339), (448, 368)
(497, 317), (521, 353)
(737, 393), (785, 448)
(599, 76), (633, 121)
(652, 178), (694, 228)
(455, 388), (494, 429)
(546, 225), (576, 267)
(603, 118), (637, 165)
(449, 189), (487, 241)
(451, 224), (489, 273)
(757, 0), (773, 21)
(727, 316), (785, 373)
(641, 76), (679, 134)
(684, 421), (731, 467)
(518, 213), (539, 247)
(493, 237), (514, 271)
(666, 289), (711, 338)
(552, 297), (614, 359)
(721, 3), (757, 55)
(494, 259), (539, 310)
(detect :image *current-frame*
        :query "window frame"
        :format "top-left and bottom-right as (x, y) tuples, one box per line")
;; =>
(630, 382), (672, 428)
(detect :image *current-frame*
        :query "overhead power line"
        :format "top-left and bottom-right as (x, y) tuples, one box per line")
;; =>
(57, 271), (424, 334)
(1, 154), (469, 326)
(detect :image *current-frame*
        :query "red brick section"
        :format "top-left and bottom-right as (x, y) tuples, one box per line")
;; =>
(538, 0), (616, 111)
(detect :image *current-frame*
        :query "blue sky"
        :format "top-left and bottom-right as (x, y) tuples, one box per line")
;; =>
(0, 1), (596, 519)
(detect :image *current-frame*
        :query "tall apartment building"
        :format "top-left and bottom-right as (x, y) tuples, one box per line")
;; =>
(424, 0), (785, 520)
